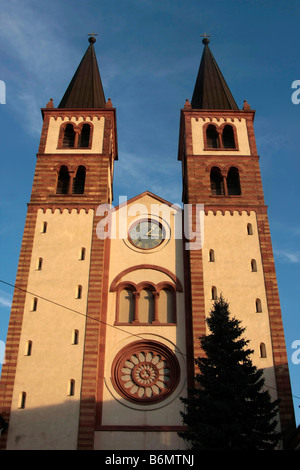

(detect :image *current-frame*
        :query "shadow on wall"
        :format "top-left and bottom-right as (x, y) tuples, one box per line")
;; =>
(0, 395), (187, 451)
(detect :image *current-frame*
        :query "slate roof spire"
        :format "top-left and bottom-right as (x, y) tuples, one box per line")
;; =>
(58, 36), (106, 108)
(191, 37), (239, 110)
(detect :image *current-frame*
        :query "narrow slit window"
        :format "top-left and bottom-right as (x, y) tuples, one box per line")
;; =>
(211, 286), (217, 300)
(31, 297), (38, 311)
(260, 343), (267, 358)
(72, 329), (79, 345)
(209, 249), (215, 262)
(37, 257), (43, 270)
(41, 222), (47, 233)
(76, 285), (82, 299)
(251, 259), (257, 272)
(25, 340), (32, 356)
(18, 392), (26, 409)
(247, 223), (253, 235)
(255, 298), (262, 313)
(68, 379), (75, 396)
(79, 247), (86, 260)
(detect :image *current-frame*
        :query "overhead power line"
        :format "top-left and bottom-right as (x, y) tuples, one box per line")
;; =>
(0, 278), (299, 404)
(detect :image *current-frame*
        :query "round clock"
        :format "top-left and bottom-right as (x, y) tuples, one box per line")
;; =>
(128, 219), (165, 250)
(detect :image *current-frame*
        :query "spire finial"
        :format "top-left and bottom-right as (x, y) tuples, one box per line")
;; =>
(88, 31), (98, 44)
(200, 32), (211, 45)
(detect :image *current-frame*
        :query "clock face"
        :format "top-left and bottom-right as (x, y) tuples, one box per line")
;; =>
(128, 220), (165, 250)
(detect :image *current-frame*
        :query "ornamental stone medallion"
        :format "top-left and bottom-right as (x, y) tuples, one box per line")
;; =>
(111, 341), (180, 404)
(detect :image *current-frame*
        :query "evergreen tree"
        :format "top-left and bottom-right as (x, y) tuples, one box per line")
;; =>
(179, 295), (281, 450)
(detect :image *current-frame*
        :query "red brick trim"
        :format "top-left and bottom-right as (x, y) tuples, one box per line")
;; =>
(110, 265), (183, 292)
(256, 210), (295, 433)
(76, 213), (110, 450)
(0, 206), (37, 450)
(96, 425), (186, 432)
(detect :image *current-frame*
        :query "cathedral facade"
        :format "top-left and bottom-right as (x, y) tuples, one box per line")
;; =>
(0, 36), (295, 450)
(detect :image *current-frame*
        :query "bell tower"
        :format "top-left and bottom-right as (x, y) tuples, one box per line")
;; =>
(0, 36), (118, 450)
(179, 37), (295, 439)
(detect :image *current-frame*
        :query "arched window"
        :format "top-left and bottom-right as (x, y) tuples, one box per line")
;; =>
(206, 124), (219, 148)
(76, 285), (82, 299)
(209, 249), (215, 262)
(222, 125), (236, 148)
(158, 288), (175, 324)
(260, 343), (267, 358)
(56, 165), (70, 194)
(211, 286), (217, 300)
(36, 257), (43, 270)
(251, 259), (257, 272)
(62, 124), (75, 148)
(18, 392), (26, 409)
(79, 247), (86, 261)
(41, 221), (47, 233)
(31, 297), (38, 312)
(119, 288), (135, 323)
(255, 298), (262, 313)
(72, 329), (79, 345)
(78, 124), (91, 148)
(139, 289), (155, 323)
(68, 379), (75, 396)
(247, 223), (253, 235)
(72, 166), (86, 194)
(210, 167), (224, 195)
(25, 340), (32, 356)
(227, 167), (241, 195)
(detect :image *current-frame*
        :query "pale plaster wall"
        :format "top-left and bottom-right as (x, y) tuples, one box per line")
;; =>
(7, 208), (94, 450)
(202, 211), (278, 400)
(44, 116), (105, 154)
(101, 194), (187, 430)
(94, 430), (187, 450)
(191, 117), (251, 155)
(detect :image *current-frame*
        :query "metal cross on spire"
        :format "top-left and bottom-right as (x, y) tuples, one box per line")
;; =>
(200, 32), (211, 44)
(88, 31), (98, 38)
(88, 31), (98, 43)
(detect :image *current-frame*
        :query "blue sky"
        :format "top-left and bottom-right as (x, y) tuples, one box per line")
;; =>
(0, 0), (299, 427)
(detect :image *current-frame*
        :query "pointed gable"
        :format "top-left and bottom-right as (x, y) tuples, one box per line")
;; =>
(58, 37), (106, 109)
(191, 38), (239, 110)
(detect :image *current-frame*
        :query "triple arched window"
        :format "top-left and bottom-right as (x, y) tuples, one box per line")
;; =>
(205, 124), (237, 150)
(210, 166), (241, 196)
(59, 122), (92, 149)
(56, 165), (86, 195)
(115, 282), (176, 325)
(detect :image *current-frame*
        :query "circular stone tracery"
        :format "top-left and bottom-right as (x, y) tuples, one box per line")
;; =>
(112, 341), (180, 404)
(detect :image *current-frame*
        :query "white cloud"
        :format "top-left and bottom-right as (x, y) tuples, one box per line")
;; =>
(274, 249), (300, 264)
(0, 290), (12, 308)
(0, 1), (77, 134)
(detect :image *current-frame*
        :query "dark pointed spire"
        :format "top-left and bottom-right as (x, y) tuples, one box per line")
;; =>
(191, 36), (239, 110)
(58, 36), (106, 108)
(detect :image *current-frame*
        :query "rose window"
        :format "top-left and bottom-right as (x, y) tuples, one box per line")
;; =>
(112, 341), (180, 404)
